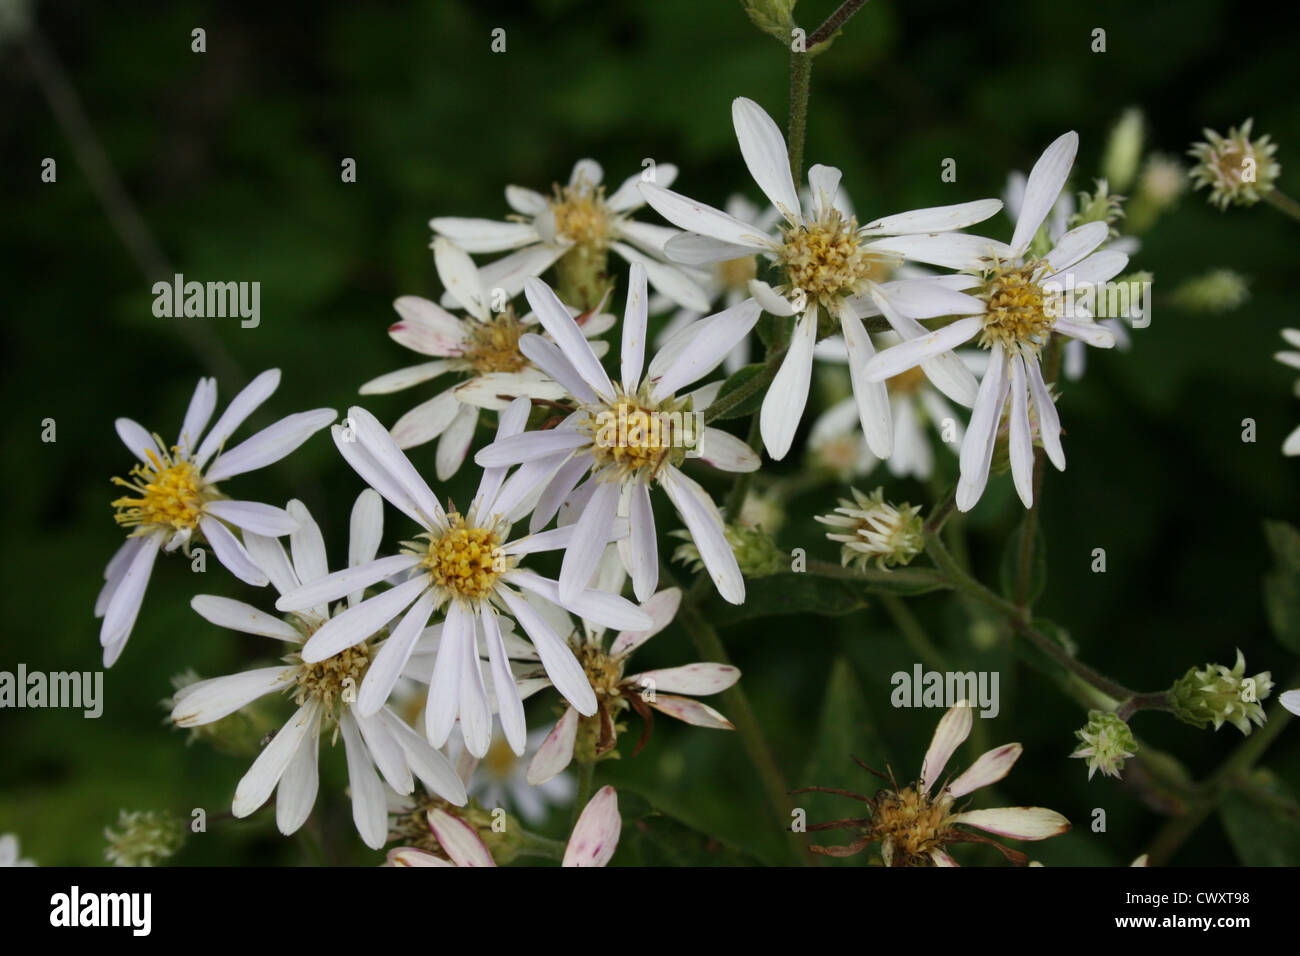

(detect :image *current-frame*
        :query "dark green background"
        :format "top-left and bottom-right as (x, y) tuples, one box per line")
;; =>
(3, 0), (1299, 865)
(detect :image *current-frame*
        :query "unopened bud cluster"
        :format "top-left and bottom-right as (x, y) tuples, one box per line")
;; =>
(816, 487), (924, 572)
(1070, 710), (1137, 780)
(1169, 650), (1273, 735)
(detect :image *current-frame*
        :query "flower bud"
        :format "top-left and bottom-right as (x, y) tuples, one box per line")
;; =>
(1070, 710), (1137, 780)
(815, 487), (924, 572)
(104, 810), (186, 867)
(1169, 649), (1273, 735)
(1188, 119), (1281, 209)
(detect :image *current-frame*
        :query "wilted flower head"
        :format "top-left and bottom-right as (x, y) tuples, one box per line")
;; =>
(799, 703), (1070, 866)
(1169, 649), (1273, 735)
(104, 810), (186, 867)
(1070, 710), (1137, 780)
(1188, 119), (1281, 210)
(816, 486), (924, 572)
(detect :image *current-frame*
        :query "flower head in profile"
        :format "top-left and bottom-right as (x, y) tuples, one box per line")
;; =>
(173, 492), (467, 849)
(640, 96), (1004, 461)
(816, 486), (924, 572)
(865, 132), (1128, 512)
(1070, 710), (1137, 781)
(431, 158), (708, 311)
(97, 370), (335, 665)
(1169, 650), (1273, 736)
(273, 399), (650, 762)
(513, 572), (738, 786)
(360, 238), (613, 477)
(1188, 118), (1280, 210)
(474, 264), (762, 605)
(799, 702), (1070, 866)
(387, 785), (622, 868)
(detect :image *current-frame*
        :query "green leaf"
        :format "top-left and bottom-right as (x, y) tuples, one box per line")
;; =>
(1262, 520), (1300, 654)
(708, 363), (769, 421)
(1220, 778), (1300, 866)
(613, 792), (763, 866)
(999, 518), (1047, 604)
(699, 572), (867, 625)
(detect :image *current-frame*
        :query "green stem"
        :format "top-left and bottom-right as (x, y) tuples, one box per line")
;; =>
(570, 759), (595, 831)
(879, 593), (950, 674)
(808, 0), (871, 47)
(513, 828), (569, 862)
(677, 595), (810, 865)
(1263, 188), (1300, 223)
(702, 348), (785, 424)
(787, 51), (812, 187)
(803, 558), (950, 593)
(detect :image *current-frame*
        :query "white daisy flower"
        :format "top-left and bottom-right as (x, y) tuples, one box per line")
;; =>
(863, 132), (1129, 512)
(809, 333), (967, 481)
(273, 398), (651, 761)
(473, 264), (762, 605)
(171, 491), (467, 849)
(430, 158), (708, 312)
(360, 238), (614, 477)
(639, 96), (1004, 461)
(447, 724), (575, 824)
(0, 834), (35, 867)
(387, 784), (621, 868)
(512, 567), (738, 785)
(97, 370), (336, 666)
(804, 702), (1070, 866)
(1275, 329), (1300, 455)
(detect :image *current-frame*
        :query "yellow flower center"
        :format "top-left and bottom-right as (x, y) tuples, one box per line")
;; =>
(464, 311), (529, 375)
(111, 446), (210, 536)
(871, 784), (957, 867)
(717, 255), (758, 290)
(583, 391), (698, 480)
(482, 736), (520, 778)
(977, 262), (1058, 353)
(887, 365), (928, 394)
(549, 183), (615, 250)
(778, 211), (890, 304)
(291, 641), (372, 718)
(418, 515), (506, 600)
(574, 642), (625, 699)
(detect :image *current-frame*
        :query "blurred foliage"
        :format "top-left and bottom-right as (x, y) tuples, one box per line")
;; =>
(2, 0), (1299, 866)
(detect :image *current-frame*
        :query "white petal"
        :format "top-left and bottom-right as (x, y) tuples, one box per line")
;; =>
(528, 454), (591, 532)
(607, 163), (677, 211)
(861, 199), (1003, 235)
(428, 216), (538, 253)
(378, 707), (468, 804)
(388, 296), (467, 357)
(433, 237), (490, 320)
(562, 786), (621, 867)
(1053, 318), (1116, 348)
(200, 516), (269, 586)
(435, 403), (478, 481)
(647, 694), (734, 729)
(1007, 355), (1035, 508)
(193, 368), (281, 469)
(243, 532), (300, 597)
(659, 465), (744, 604)
(732, 97), (802, 225)
(663, 232), (762, 266)
(357, 589), (436, 716)
(698, 427), (759, 474)
(114, 418), (162, 465)
(628, 662), (739, 696)
(839, 305), (893, 459)
(558, 480), (620, 601)
(950, 806), (1071, 841)
(527, 707), (579, 785)
(233, 700), (320, 818)
(650, 297), (761, 401)
(638, 183), (776, 250)
(300, 575), (428, 663)
(862, 316), (983, 382)
(359, 360), (454, 395)
(347, 490), (384, 605)
(338, 711), (388, 849)
(948, 743), (1022, 798)
(748, 278), (799, 316)
(627, 479), (658, 602)
(425, 600), (468, 747)
(277, 553), (419, 612)
(1025, 358), (1065, 471)
(611, 241), (710, 312)
(190, 595), (301, 641)
(275, 726), (320, 835)
(472, 243), (567, 301)
(866, 233), (1013, 271)
(759, 308), (816, 460)
(523, 278), (614, 400)
(481, 606), (527, 755)
(205, 409), (335, 483)
(498, 587), (597, 716)
(610, 587), (682, 659)
(806, 164), (843, 220)
(919, 702), (973, 795)
(99, 533), (163, 650)
(203, 500), (298, 537)
(348, 406), (448, 529)
(621, 262), (649, 391)
(956, 345), (1011, 512)
(506, 185), (547, 215)
(177, 377), (218, 457)
(390, 389), (461, 449)
(170, 666), (294, 726)
(1011, 131), (1078, 256)
(428, 808), (496, 866)
(1044, 221), (1109, 273)
(457, 613), (493, 758)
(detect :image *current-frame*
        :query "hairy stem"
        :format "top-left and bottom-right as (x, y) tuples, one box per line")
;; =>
(808, 0), (871, 47)
(1263, 188), (1300, 223)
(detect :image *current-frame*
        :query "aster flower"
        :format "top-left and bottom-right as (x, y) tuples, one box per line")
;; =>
(639, 96), (1004, 461)
(473, 264), (762, 605)
(430, 158), (708, 311)
(515, 573), (738, 785)
(815, 487), (924, 572)
(97, 370), (336, 666)
(360, 238), (614, 477)
(864, 132), (1129, 511)
(172, 491), (468, 849)
(801, 702), (1071, 866)
(809, 332), (968, 480)
(1188, 118), (1281, 210)
(387, 785), (621, 867)
(0, 834), (35, 867)
(273, 398), (651, 761)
